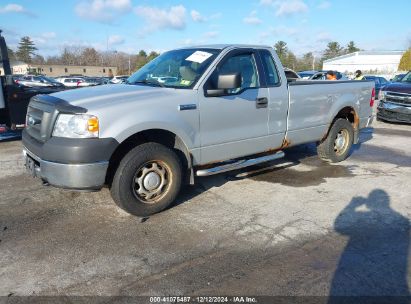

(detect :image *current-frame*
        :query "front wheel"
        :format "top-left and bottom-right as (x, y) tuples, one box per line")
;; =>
(110, 142), (182, 216)
(317, 118), (354, 163)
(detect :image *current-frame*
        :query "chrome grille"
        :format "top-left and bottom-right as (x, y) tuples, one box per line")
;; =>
(25, 96), (58, 142)
(385, 92), (411, 106)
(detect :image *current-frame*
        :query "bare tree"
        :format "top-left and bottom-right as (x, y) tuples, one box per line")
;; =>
(81, 47), (100, 66)
(31, 54), (45, 65)
(36, 45), (159, 74)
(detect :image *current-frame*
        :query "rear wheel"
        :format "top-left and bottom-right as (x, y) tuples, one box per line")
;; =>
(110, 142), (182, 216)
(317, 118), (354, 163)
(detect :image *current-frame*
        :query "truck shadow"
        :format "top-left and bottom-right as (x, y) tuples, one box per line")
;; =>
(328, 189), (410, 303)
(172, 128), (373, 209)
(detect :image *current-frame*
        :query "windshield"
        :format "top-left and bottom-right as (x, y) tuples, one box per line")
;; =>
(400, 72), (411, 83)
(392, 74), (404, 82)
(127, 48), (220, 88)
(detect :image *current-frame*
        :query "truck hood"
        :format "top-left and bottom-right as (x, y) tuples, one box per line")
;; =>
(382, 82), (411, 94)
(49, 84), (172, 111)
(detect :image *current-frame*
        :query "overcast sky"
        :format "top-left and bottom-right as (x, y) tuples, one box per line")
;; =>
(1, 0), (410, 57)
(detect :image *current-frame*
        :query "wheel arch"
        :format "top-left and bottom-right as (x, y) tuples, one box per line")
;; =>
(323, 106), (360, 144)
(105, 128), (193, 186)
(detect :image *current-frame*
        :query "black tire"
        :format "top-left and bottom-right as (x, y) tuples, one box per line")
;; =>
(110, 142), (182, 216)
(317, 118), (354, 163)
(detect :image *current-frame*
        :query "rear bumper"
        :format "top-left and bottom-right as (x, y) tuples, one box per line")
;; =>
(355, 115), (373, 144)
(377, 101), (411, 124)
(359, 115), (374, 129)
(23, 147), (108, 190)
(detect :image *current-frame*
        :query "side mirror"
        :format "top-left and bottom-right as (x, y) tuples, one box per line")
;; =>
(217, 73), (241, 89)
(206, 73), (241, 97)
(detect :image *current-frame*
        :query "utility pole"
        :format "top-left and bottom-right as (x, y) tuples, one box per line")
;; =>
(128, 55), (131, 75)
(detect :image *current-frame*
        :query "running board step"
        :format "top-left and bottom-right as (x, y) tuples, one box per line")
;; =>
(196, 151), (285, 177)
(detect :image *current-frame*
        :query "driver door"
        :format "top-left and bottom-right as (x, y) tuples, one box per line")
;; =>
(198, 49), (271, 164)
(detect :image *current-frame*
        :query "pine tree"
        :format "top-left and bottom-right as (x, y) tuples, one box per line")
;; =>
(147, 51), (159, 62)
(274, 41), (288, 64)
(298, 52), (315, 71)
(346, 41), (360, 54)
(16, 36), (37, 63)
(138, 50), (147, 58)
(322, 42), (343, 61)
(7, 47), (15, 60)
(285, 51), (297, 70)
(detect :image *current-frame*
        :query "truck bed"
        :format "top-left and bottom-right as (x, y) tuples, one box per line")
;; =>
(286, 80), (374, 146)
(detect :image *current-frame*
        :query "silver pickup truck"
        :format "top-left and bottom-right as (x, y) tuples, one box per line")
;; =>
(22, 44), (374, 216)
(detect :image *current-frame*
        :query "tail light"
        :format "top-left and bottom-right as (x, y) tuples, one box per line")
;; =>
(370, 88), (375, 107)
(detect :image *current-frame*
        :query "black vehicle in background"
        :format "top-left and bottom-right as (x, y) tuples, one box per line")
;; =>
(0, 30), (65, 139)
(377, 71), (411, 124)
(363, 75), (389, 97)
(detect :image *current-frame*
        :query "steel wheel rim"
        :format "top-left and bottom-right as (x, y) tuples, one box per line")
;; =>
(132, 160), (171, 204)
(334, 129), (349, 156)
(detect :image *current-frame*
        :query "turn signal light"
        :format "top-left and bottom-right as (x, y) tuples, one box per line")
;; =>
(87, 117), (99, 132)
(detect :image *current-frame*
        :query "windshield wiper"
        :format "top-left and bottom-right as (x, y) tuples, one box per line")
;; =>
(129, 79), (165, 87)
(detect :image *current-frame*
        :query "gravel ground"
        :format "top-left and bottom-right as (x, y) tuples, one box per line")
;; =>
(0, 120), (410, 300)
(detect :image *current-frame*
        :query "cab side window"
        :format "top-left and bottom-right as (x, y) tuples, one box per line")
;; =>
(259, 50), (280, 86)
(214, 53), (259, 94)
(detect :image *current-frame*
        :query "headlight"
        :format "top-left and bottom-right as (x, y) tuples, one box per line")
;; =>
(378, 90), (386, 100)
(53, 114), (99, 138)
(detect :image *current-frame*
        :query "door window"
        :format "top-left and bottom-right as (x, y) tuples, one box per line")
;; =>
(259, 50), (280, 86)
(217, 53), (259, 94)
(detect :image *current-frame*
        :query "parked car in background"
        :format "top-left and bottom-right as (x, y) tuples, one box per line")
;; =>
(16, 75), (64, 88)
(390, 73), (406, 82)
(81, 77), (101, 86)
(364, 76), (389, 97)
(86, 77), (110, 85)
(284, 68), (301, 82)
(12, 75), (23, 84)
(377, 71), (411, 123)
(110, 75), (129, 84)
(55, 77), (96, 88)
(298, 70), (348, 80)
(298, 70), (317, 79)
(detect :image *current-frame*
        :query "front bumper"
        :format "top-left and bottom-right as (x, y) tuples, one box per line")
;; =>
(377, 101), (411, 124)
(23, 147), (109, 190)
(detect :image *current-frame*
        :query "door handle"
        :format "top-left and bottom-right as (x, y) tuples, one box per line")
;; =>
(178, 104), (197, 111)
(256, 97), (268, 108)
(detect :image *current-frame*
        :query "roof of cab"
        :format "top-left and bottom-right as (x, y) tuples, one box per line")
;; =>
(176, 44), (272, 50)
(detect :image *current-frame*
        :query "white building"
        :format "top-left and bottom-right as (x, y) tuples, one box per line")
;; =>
(0, 61), (118, 77)
(0, 60), (29, 75)
(323, 51), (405, 75)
